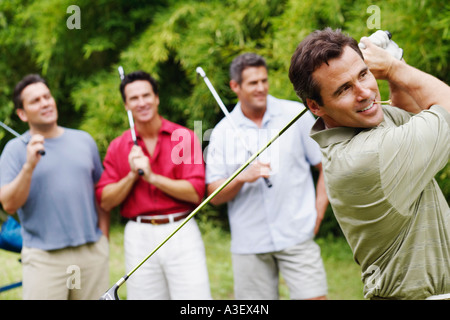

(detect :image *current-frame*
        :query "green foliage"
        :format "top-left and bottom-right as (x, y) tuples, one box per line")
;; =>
(0, 0), (448, 235)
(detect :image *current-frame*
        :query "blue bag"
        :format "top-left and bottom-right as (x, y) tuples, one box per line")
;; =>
(0, 216), (22, 253)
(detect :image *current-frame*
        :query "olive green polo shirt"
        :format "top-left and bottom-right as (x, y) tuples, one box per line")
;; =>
(311, 105), (450, 299)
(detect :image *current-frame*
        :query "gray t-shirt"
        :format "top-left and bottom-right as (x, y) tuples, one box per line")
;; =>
(0, 128), (103, 250)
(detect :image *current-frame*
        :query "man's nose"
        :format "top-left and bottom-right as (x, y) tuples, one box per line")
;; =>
(40, 96), (52, 108)
(256, 81), (265, 92)
(137, 96), (146, 106)
(355, 82), (372, 101)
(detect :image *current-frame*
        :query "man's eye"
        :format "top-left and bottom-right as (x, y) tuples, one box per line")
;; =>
(341, 85), (351, 93)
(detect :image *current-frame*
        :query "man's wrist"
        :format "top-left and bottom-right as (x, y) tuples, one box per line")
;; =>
(127, 170), (139, 182)
(148, 173), (158, 185)
(384, 57), (403, 82)
(22, 162), (35, 174)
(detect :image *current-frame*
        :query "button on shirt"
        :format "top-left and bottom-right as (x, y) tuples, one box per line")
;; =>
(310, 105), (450, 299)
(206, 95), (322, 254)
(95, 117), (205, 218)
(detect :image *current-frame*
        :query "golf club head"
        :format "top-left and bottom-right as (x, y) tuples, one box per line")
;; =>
(118, 66), (125, 80)
(196, 66), (206, 78)
(385, 30), (392, 39)
(99, 284), (120, 300)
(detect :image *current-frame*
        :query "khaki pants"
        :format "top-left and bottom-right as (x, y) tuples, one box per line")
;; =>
(232, 239), (327, 300)
(21, 235), (109, 300)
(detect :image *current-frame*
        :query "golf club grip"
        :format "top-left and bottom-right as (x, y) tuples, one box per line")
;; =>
(248, 151), (272, 188)
(38, 150), (46, 156)
(264, 177), (272, 188)
(385, 30), (392, 39)
(133, 140), (144, 176)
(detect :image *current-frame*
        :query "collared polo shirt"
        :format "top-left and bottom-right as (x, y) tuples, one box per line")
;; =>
(206, 95), (322, 254)
(95, 117), (205, 218)
(310, 105), (450, 299)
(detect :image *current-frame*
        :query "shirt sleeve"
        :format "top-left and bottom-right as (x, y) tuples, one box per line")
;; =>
(178, 130), (206, 202)
(205, 124), (230, 184)
(0, 139), (25, 188)
(86, 133), (103, 183)
(380, 105), (450, 213)
(94, 141), (121, 204)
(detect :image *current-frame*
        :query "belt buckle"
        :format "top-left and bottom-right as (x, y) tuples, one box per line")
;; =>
(150, 219), (158, 225)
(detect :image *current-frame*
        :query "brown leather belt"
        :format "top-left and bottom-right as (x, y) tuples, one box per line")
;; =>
(130, 212), (190, 225)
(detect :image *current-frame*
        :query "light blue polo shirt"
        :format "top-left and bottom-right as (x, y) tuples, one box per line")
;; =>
(206, 95), (321, 254)
(0, 128), (103, 251)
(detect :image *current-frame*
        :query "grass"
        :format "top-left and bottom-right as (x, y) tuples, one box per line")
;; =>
(0, 217), (364, 300)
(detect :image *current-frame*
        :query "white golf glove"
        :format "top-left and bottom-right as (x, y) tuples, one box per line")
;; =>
(358, 30), (403, 60)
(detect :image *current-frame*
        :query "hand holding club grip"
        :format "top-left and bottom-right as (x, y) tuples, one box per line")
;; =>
(119, 67), (144, 176)
(126, 110), (144, 176)
(0, 121), (45, 156)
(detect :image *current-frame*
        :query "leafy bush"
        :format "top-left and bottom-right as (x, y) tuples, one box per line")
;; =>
(1, 0), (448, 233)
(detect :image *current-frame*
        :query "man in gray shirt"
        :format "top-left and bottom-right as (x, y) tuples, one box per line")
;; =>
(0, 74), (109, 299)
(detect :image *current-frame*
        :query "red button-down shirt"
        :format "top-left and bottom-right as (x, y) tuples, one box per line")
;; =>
(95, 117), (205, 218)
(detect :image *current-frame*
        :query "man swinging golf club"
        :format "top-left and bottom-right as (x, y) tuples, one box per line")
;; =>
(289, 28), (450, 299)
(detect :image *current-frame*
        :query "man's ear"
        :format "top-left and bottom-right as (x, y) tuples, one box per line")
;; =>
(16, 108), (28, 122)
(306, 98), (324, 117)
(229, 80), (240, 95)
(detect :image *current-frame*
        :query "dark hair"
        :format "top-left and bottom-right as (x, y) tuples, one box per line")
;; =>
(229, 53), (267, 84)
(13, 74), (49, 110)
(119, 70), (159, 102)
(289, 28), (363, 108)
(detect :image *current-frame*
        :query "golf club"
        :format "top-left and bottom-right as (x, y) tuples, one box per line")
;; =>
(196, 66), (272, 188)
(99, 106), (308, 300)
(0, 120), (45, 155)
(118, 66), (144, 176)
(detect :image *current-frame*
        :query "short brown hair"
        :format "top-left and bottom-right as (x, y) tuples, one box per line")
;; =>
(289, 28), (363, 108)
(120, 70), (159, 102)
(229, 53), (267, 85)
(13, 74), (49, 110)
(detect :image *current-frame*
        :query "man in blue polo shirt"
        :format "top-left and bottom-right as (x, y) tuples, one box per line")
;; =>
(206, 53), (329, 300)
(0, 74), (109, 300)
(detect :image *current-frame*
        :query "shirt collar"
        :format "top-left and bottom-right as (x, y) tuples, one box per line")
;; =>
(131, 116), (172, 142)
(310, 117), (363, 148)
(158, 116), (176, 134)
(232, 94), (280, 128)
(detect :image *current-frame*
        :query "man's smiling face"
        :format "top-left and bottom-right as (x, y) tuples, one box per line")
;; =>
(307, 46), (384, 128)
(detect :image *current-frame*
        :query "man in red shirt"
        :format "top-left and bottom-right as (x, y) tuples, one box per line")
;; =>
(96, 71), (211, 300)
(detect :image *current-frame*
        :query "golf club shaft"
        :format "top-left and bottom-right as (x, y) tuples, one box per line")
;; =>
(126, 110), (144, 176)
(125, 107), (307, 280)
(118, 66), (144, 176)
(100, 107), (307, 299)
(196, 67), (272, 188)
(0, 121), (45, 155)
